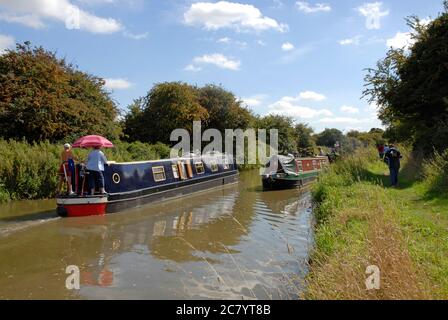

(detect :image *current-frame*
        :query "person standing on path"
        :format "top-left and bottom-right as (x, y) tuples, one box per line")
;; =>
(384, 143), (402, 187)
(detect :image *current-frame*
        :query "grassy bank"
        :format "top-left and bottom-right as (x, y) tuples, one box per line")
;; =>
(306, 148), (448, 300)
(0, 139), (171, 202)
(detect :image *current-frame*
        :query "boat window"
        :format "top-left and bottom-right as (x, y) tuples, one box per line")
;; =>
(152, 166), (166, 182)
(297, 161), (303, 172)
(112, 173), (121, 184)
(210, 160), (219, 172)
(172, 164), (179, 179)
(178, 161), (188, 180)
(223, 158), (229, 170)
(312, 160), (317, 169)
(186, 162), (194, 178)
(195, 162), (205, 174)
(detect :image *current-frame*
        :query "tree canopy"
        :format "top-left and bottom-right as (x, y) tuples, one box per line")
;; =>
(0, 42), (121, 143)
(123, 82), (255, 145)
(363, 2), (448, 153)
(315, 128), (345, 148)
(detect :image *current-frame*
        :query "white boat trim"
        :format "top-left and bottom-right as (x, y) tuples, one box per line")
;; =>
(56, 197), (108, 205)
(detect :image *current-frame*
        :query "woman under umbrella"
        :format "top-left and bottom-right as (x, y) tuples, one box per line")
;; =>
(86, 146), (108, 195)
(72, 135), (113, 195)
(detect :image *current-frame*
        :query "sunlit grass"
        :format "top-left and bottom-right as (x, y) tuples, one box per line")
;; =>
(306, 147), (448, 300)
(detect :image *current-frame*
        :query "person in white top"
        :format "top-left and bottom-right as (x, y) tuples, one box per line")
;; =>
(86, 146), (108, 195)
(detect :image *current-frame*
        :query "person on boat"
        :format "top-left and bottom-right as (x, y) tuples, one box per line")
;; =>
(57, 143), (77, 195)
(384, 143), (402, 187)
(86, 146), (108, 195)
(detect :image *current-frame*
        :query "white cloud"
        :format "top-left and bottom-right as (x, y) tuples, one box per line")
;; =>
(270, 0), (284, 9)
(386, 19), (432, 50)
(357, 2), (389, 30)
(340, 105), (360, 114)
(217, 37), (231, 43)
(319, 117), (369, 124)
(298, 90), (326, 102)
(0, 12), (45, 29)
(0, 34), (14, 54)
(281, 42), (294, 51)
(123, 31), (148, 40)
(267, 96), (332, 119)
(367, 102), (380, 111)
(339, 35), (362, 46)
(104, 78), (133, 90)
(217, 37), (247, 48)
(0, 0), (122, 34)
(296, 1), (331, 13)
(184, 64), (202, 72)
(184, 1), (288, 33)
(257, 39), (266, 46)
(186, 53), (241, 71)
(241, 94), (267, 107)
(386, 32), (414, 49)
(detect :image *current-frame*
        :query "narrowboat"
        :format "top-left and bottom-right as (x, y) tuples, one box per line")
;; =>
(56, 152), (238, 218)
(262, 155), (328, 190)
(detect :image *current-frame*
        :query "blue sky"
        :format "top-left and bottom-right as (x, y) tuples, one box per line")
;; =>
(0, 0), (444, 133)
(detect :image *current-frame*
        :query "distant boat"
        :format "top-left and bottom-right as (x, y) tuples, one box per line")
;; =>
(57, 152), (238, 217)
(262, 155), (328, 190)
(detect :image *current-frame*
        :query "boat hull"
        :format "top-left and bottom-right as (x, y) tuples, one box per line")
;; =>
(57, 172), (238, 217)
(262, 174), (317, 190)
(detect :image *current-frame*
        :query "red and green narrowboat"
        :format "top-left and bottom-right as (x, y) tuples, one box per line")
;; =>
(262, 155), (328, 190)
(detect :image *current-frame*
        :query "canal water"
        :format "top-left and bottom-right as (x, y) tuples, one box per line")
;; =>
(0, 170), (314, 300)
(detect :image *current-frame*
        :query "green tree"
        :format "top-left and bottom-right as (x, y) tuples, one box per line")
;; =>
(198, 84), (254, 132)
(257, 115), (297, 155)
(315, 128), (345, 148)
(123, 82), (209, 144)
(0, 42), (121, 142)
(363, 2), (448, 153)
(295, 123), (315, 149)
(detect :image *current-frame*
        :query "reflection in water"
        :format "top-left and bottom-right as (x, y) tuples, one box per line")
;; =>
(0, 170), (314, 300)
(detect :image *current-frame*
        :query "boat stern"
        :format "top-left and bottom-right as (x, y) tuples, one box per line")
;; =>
(56, 196), (108, 217)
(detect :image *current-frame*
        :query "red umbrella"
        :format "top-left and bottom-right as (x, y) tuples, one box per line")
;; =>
(72, 135), (114, 149)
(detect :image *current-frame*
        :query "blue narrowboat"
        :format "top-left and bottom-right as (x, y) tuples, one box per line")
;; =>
(56, 152), (239, 217)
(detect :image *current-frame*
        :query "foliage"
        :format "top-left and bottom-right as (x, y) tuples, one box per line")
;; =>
(363, 5), (448, 154)
(294, 123), (316, 151)
(256, 115), (297, 155)
(315, 128), (345, 148)
(347, 128), (385, 147)
(422, 149), (448, 195)
(0, 42), (121, 143)
(123, 82), (209, 144)
(198, 84), (254, 132)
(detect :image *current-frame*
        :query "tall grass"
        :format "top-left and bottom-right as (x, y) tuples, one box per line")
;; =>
(307, 147), (430, 299)
(312, 148), (378, 224)
(0, 139), (171, 202)
(422, 149), (448, 196)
